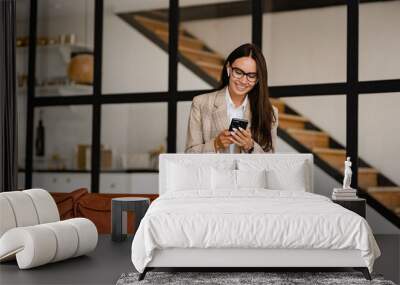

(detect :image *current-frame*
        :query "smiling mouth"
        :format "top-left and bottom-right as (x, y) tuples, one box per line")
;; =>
(235, 83), (248, 91)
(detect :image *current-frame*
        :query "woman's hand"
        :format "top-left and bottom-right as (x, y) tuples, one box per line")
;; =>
(214, 130), (232, 152)
(230, 127), (254, 152)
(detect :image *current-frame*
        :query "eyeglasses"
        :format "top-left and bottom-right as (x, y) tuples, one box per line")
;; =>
(230, 67), (258, 83)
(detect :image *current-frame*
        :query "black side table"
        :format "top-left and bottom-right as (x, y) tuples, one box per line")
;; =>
(111, 197), (150, 242)
(332, 198), (366, 218)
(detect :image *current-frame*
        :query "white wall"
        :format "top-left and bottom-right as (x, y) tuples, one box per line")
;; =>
(358, 93), (400, 185)
(359, 2), (400, 81)
(183, 1), (400, 185)
(266, 6), (347, 85)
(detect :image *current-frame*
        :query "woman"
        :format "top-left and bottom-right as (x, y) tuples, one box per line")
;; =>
(185, 43), (278, 153)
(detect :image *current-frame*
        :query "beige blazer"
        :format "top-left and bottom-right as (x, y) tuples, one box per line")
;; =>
(185, 87), (278, 153)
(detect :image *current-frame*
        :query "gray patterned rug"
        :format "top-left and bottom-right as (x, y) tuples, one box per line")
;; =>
(116, 271), (396, 285)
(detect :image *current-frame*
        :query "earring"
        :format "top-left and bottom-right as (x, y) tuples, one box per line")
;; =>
(227, 70), (230, 77)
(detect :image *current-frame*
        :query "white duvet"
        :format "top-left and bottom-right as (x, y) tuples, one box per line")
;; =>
(131, 189), (380, 273)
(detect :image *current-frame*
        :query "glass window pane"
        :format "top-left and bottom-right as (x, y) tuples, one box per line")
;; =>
(102, 0), (169, 94)
(100, 103), (167, 193)
(101, 103), (167, 172)
(359, 1), (400, 81)
(278, 95), (346, 199)
(33, 106), (92, 172)
(178, 0), (252, 91)
(280, 95), (346, 147)
(265, 2), (346, 86)
(35, 0), (94, 97)
(359, 93), (400, 218)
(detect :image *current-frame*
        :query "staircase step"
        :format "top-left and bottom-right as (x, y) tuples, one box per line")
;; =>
(279, 114), (308, 129)
(358, 168), (378, 188)
(196, 61), (223, 70)
(146, 11), (168, 21)
(196, 61), (223, 80)
(155, 29), (204, 50)
(367, 187), (400, 211)
(286, 128), (329, 148)
(179, 46), (224, 65)
(339, 167), (376, 189)
(270, 98), (285, 114)
(133, 15), (184, 33)
(313, 147), (345, 169)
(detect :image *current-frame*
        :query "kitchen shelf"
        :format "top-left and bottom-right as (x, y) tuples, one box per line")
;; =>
(17, 43), (92, 63)
(17, 84), (93, 96)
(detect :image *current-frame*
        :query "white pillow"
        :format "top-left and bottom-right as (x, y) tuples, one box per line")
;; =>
(237, 159), (309, 191)
(167, 162), (211, 191)
(211, 169), (268, 190)
(237, 169), (268, 189)
(211, 168), (236, 190)
(266, 162), (307, 191)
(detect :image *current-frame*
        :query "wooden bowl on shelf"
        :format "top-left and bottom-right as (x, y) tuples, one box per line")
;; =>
(67, 53), (93, 85)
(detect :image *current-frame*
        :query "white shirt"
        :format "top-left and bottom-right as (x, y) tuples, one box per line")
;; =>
(225, 88), (248, 153)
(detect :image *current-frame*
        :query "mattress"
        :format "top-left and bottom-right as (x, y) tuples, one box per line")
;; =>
(131, 189), (380, 273)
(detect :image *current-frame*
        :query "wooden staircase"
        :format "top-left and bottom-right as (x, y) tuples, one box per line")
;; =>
(120, 12), (400, 222)
(121, 13), (225, 85)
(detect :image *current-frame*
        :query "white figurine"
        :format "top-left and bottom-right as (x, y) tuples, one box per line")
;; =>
(343, 157), (352, 189)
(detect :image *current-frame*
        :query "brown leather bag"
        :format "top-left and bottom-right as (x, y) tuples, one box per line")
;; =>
(50, 188), (88, 220)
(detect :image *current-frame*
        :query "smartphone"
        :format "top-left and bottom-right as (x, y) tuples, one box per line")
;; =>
(229, 118), (248, 132)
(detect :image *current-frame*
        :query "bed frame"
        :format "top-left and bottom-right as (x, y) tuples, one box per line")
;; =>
(138, 154), (371, 281)
(140, 249), (371, 280)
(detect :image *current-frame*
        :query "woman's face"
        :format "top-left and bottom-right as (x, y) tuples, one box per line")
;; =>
(227, 56), (258, 97)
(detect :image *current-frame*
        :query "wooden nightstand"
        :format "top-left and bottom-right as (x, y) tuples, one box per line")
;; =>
(332, 198), (366, 218)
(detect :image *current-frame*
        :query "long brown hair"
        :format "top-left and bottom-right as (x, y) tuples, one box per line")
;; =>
(219, 43), (276, 152)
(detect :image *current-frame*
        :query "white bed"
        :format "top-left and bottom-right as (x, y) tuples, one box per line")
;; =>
(131, 154), (380, 280)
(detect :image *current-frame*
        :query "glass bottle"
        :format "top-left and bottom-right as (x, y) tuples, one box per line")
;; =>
(35, 111), (45, 156)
